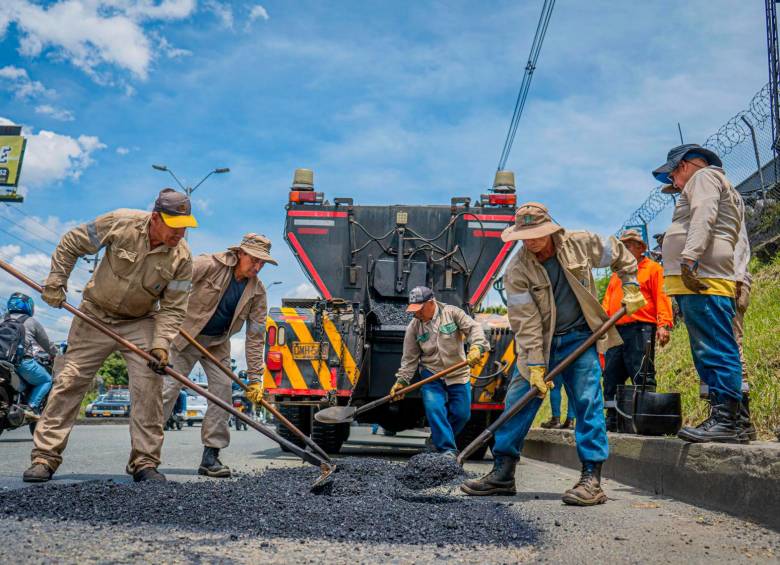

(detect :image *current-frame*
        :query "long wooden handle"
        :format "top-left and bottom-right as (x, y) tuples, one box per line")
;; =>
(457, 307), (626, 464)
(355, 359), (470, 417)
(0, 259), (330, 471)
(179, 329), (332, 463)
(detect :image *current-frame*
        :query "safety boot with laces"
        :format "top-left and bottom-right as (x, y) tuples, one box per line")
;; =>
(460, 455), (517, 496)
(22, 463), (53, 483)
(677, 394), (741, 444)
(562, 461), (607, 506)
(737, 391), (756, 443)
(540, 416), (560, 429)
(198, 446), (231, 478)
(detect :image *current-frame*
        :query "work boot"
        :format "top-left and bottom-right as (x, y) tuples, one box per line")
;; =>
(677, 394), (741, 444)
(561, 461), (607, 506)
(738, 392), (757, 443)
(198, 446), (231, 478)
(605, 409), (617, 432)
(460, 455), (517, 496)
(540, 416), (560, 429)
(20, 405), (40, 422)
(22, 463), (53, 483)
(133, 467), (166, 482)
(559, 418), (574, 430)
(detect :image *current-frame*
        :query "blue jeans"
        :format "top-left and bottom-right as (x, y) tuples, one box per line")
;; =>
(676, 295), (742, 402)
(549, 375), (575, 420)
(16, 358), (53, 409)
(420, 368), (471, 453)
(493, 328), (609, 463)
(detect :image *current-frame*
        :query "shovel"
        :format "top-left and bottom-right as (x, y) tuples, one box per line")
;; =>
(0, 259), (335, 492)
(314, 360), (469, 425)
(457, 307), (626, 465)
(178, 329), (333, 463)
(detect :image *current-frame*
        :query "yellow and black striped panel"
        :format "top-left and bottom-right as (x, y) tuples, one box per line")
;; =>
(469, 326), (515, 404)
(264, 307), (360, 396)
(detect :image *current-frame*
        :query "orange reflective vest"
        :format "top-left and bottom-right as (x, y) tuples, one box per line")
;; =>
(602, 257), (673, 328)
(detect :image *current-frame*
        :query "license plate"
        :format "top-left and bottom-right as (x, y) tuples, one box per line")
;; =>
(292, 341), (329, 360)
(187, 410), (198, 417)
(103, 411), (111, 416)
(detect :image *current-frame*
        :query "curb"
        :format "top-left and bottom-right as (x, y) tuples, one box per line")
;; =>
(523, 428), (780, 532)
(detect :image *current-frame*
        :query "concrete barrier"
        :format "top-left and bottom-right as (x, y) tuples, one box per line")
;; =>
(522, 428), (780, 531)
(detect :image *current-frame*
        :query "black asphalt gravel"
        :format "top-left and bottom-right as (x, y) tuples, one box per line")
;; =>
(0, 456), (537, 547)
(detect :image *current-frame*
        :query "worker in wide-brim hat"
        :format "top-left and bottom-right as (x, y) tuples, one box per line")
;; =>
(462, 202), (645, 506)
(162, 233), (276, 478)
(601, 228), (673, 432)
(652, 143), (748, 444)
(24, 188), (196, 484)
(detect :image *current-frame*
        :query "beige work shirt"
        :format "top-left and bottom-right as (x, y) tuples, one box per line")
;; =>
(395, 302), (489, 386)
(171, 251), (267, 376)
(504, 229), (637, 380)
(46, 209), (193, 351)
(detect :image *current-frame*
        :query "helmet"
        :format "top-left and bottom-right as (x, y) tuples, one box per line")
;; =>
(7, 292), (34, 316)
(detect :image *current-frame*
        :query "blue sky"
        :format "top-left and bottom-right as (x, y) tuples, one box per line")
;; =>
(0, 1), (769, 360)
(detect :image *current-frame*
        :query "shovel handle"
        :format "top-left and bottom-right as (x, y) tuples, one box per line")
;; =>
(179, 329), (332, 463)
(355, 360), (470, 417)
(0, 259), (330, 472)
(457, 307), (626, 464)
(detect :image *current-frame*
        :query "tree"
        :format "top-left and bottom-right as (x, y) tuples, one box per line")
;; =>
(98, 352), (128, 386)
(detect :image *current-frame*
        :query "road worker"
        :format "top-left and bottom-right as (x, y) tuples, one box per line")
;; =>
(601, 228), (673, 431)
(23, 189), (196, 483)
(461, 202), (644, 505)
(390, 286), (489, 456)
(161, 234), (274, 477)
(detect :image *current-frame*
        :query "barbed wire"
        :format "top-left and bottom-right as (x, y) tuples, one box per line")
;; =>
(617, 83), (773, 235)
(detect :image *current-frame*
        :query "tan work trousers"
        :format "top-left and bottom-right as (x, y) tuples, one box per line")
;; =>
(162, 335), (233, 449)
(31, 314), (163, 474)
(733, 282), (751, 381)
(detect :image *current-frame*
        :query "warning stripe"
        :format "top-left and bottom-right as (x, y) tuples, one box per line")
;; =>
(322, 313), (359, 384)
(281, 307), (333, 390)
(265, 317), (307, 390)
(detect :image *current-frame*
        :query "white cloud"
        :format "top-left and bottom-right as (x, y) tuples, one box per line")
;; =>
(289, 282), (317, 299)
(0, 117), (106, 188)
(193, 197), (213, 216)
(116, 146), (130, 155)
(0, 1), (196, 82)
(248, 4), (269, 23)
(1, 210), (80, 245)
(203, 0), (234, 29)
(0, 244), (22, 261)
(0, 65), (52, 99)
(34, 104), (75, 121)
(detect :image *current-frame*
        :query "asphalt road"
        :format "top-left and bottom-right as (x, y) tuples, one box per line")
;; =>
(0, 423), (777, 564)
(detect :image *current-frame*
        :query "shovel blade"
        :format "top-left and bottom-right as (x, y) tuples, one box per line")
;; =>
(314, 406), (357, 425)
(310, 462), (337, 494)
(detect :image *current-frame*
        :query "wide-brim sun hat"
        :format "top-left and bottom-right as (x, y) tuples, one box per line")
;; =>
(230, 233), (278, 266)
(501, 202), (563, 242)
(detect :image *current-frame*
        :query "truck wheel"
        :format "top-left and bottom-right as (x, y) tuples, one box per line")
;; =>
(276, 405), (312, 452)
(311, 417), (349, 454)
(456, 414), (494, 460)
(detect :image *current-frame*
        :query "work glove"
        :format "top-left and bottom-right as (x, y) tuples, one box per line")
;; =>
(147, 348), (169, 374)
(41, 285), (66, 308)
(621, 283), (647, 316)
(528, 365), (553, 399)
(680, 261), (709, 293)
(466, 344), (483, 367)
(390, 380), (408, 401)
(246, 380), (265, 405)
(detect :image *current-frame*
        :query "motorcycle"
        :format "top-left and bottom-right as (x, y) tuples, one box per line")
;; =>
(229, 391), (251, 431)
(0, 352), (54, 436)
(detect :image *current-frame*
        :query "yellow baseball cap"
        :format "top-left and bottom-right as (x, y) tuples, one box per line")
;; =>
(154, 188), (198, 228)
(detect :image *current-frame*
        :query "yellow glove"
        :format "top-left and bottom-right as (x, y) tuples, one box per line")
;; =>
(246, 380), (265, 405)
(621, 283), (647, 316)
(390, 380), (408, 401)
(41, 285), (66, 308)
(466, 345), (483, 367)
(147, 348), (169, 374)
(528, 365), (553, 398)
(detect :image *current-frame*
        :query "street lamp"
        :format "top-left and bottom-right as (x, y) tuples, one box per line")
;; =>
(268, 281), (283, 289)
(151, 164), (230, 199)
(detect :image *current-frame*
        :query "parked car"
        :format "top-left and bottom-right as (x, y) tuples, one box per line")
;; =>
(85, 388), (130, 417)
(185, 390), (208, 426)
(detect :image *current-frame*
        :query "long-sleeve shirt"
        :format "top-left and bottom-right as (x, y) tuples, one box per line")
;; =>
(45, 209), (193, 351)
(8, 313), (54, 358)
(602, 256), (673, 328)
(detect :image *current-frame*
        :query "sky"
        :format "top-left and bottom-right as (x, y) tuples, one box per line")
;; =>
(0, 0), (770, 368)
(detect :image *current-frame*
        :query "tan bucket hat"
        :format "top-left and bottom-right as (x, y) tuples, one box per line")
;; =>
(619, 228), (647, 248)
(501, 202), (563, 242)
(230, 233), (278, 265)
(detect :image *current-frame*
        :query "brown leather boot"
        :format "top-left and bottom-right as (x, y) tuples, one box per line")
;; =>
(540, 417), (560, 429)
(562, 462), (607, 506)
(460, 455), (517, 496)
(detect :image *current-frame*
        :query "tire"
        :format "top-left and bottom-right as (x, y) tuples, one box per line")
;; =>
(456, 413), (495, 461)
(276, 405), (312, 452)
(311, 416), (349, 454)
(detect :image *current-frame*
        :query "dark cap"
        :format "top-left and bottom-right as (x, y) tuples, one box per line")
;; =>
(652, 144), (722, 185)
(406, 286), (434, 312)
(153, 188), (198, 228)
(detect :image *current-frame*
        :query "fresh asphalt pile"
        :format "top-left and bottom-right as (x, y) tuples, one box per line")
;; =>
(0, 455), (537, 547)
(371, 302), (413, 326)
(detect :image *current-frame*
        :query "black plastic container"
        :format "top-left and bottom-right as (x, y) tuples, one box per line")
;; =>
(615, 384), (682, 436)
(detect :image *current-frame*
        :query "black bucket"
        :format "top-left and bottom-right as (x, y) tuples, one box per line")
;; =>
(615, 384), (682, 436)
